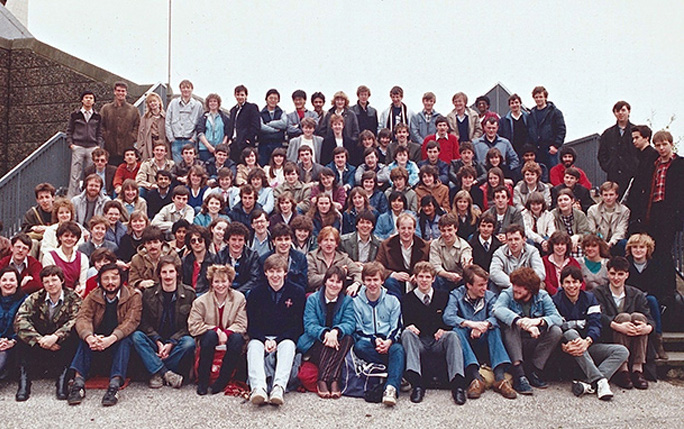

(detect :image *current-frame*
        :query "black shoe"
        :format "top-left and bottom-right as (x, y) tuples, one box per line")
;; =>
(409, 386), (425, 403)
(67, 383), (86, 405)
(451, 387), (466, 405)
(196, 384), (209, 396)
(15, 366), (31, 402)
(528, 370), (548, 389)
(56, 367), (70, 400)
(101, 385), (119, 407)
(209, 377), (229, 395)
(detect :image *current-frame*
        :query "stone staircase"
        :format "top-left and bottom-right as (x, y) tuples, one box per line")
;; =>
(660, 332), (684, 367)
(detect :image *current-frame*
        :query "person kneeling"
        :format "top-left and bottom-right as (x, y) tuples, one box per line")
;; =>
(352, 262), (405, 407)
(401, 262), (466, 405)
(553, 265), (628, 400)
(247, 254), (305, 405)
(132, 256), (196, 391)
(188, 264), (247, 395)
(297, 266), (355, 399)
(67, 264), (142, 406)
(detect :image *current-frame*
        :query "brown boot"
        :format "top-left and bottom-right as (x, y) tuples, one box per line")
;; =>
(467, 378), (486, 399)
(493, 379), (517, 399)
(655, 334), (669, 360)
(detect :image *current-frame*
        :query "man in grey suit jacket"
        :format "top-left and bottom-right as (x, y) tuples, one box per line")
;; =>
(484, 186), (523, 242)
(340, 210), (381, 264)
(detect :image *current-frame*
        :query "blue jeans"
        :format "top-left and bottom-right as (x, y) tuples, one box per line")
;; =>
(131, 331), (195, 375)
(455, 326), (510, 370)
(70, 336), (133, 379)
(384, 278), (405, 301)
(354, 338), (405, 390)
(171, 139), (193, 164)
(645, 295), (662, 334)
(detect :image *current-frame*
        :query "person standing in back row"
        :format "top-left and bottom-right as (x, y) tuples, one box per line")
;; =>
(165, 80), (203, 164)
(67, 90), (104, 198)
(528, 86), (566, 169)
(100, 82), (140, 166)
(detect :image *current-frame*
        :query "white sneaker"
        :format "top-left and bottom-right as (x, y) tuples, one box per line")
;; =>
(250, 387), (268, 405)
(163, 370), (183, 388)
(596, 378), (613, 401)
(382, 385), (397, 406)
(269, 385), (285, 405)
(571, 380), (595, 397)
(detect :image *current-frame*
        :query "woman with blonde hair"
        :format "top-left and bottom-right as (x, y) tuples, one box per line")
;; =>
(317, 91), (360, 149)
(306, 226), (362, 293)
(452, 190), (481, 240)
(188, 264), (247, 395)
(137, 92), (167, 161)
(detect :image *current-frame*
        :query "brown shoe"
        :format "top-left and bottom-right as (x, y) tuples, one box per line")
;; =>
(612, 370), (633, 389)
(467, 378), (486, 399)
(493, 379), (517, 399)
(631, 371), (648, 390)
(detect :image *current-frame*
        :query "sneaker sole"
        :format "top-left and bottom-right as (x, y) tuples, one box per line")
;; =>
(382, 398), (397, 406)
(251, 394), (266, 405)
(269, 397), (284, 406)
(598, 394), (613, 401)
(572, 382), (585, 397)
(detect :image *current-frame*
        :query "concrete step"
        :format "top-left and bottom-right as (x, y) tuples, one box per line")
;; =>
(655, 351), (684, 367)
(662, 332), (684, 352)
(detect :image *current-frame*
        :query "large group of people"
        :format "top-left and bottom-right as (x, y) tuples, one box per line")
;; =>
(0, 81), (680, 408)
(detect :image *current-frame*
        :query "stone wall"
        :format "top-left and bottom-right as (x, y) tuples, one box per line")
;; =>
(0, 46), (8, 171)
(0, 38), (148, 175)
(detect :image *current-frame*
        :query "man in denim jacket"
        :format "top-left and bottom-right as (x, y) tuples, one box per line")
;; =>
(493, 267), (562, 395)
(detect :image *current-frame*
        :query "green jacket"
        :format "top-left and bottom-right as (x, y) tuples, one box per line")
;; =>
(14, 288), (82, 347)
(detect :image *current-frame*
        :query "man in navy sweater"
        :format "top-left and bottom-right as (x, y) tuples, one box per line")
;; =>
(246, 254), (305, 406)
(401, 262), (465, 405)
(553, 266), (628, 401)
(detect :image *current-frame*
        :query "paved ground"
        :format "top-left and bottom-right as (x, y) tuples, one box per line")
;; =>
(1, 379), (682, 428)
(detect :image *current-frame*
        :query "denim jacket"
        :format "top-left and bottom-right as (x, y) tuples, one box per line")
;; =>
(493, 287), (562, 328)
(443, 285), (499, 329)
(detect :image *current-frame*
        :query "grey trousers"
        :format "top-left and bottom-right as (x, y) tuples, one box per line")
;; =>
(563, 329), (629, 383)
(502, 323), (562, 370)
(69, 145), (96, 197)
(401, 330), (464, 381)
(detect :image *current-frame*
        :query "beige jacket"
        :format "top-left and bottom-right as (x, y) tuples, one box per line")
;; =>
(187, 289), (248, 337)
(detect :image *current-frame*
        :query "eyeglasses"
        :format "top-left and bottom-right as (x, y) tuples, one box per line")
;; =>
(190, 237), (204, 244)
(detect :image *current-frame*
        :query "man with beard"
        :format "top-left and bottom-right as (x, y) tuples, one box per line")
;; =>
(67, 264), (142, 406)
(549, 146), (592, 188)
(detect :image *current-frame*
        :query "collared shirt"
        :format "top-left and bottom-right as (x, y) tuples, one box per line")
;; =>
(651, 157), (673, 203)
(413, 288), (433, 306)
(430, 236), (473, 275)
(463, 292), (485, 315)
(611, 290), (625, 312)
(103, 289), (121, 303)
(357, 235), (371, 263)
(45, 290), (65, 319)
(479, 236), (492, 252)
(401, 241), (413, 269)
(250, 234), (271, 258)
(81, 107), (93, 122)
(10, 257), (28, 274)
(166, 97), (203, 140)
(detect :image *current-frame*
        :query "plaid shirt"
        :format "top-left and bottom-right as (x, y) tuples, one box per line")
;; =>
(651, 157), (673, 203)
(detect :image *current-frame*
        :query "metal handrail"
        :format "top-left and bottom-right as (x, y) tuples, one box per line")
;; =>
(0, 132), (70, 237)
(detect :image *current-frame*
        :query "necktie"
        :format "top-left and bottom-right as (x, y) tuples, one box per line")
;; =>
(423, 294), (431, 306)
(483, 241), (490, 253)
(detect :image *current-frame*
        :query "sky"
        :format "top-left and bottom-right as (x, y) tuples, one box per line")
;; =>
(24, 0), (684, 145)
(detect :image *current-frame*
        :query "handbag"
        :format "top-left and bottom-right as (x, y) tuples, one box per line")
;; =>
(340, 346), (387, 398)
